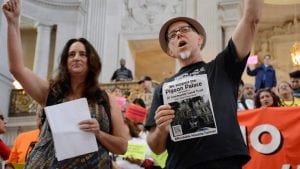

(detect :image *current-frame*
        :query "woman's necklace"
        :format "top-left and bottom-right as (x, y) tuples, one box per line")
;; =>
(282, 97), (295, 106)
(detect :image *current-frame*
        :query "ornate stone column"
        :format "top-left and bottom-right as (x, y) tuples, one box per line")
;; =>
(85, 0), (108, 82)
(218, 0), (242, 47)
(85, 0), (106, 58)
(196, 0), (222, 61)
(33, 23), (53, 79)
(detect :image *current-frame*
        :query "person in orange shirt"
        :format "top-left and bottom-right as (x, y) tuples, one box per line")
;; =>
(0, 113), (10, 160)
(6, 129), (39, 164)
(6, 105), (42, 164)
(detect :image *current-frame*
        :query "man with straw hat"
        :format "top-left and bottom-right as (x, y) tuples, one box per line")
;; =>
(145, 0), (264, 168)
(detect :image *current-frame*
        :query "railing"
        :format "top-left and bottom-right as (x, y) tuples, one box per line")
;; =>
(9, 89), (38, 117)
(8, 81), (159, 117)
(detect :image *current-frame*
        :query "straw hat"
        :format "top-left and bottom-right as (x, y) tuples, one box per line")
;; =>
(159, 16), (206, 54)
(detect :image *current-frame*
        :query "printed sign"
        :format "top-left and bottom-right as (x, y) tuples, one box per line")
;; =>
(238, 107), (300, 169)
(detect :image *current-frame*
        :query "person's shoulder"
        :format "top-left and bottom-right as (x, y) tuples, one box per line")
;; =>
(0, 139), (8, 147)
(294, 97), (300, 102)
(18, 129), (39, 138)
(25, 129), (39, 134)
(114, 68), (121, 72)
(253, 64), (264, 70)
(27, 129), (40, 135)
(270, 65), (276, 70)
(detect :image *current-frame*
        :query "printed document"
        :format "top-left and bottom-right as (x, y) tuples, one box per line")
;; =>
(163, 74), (218, 141)
(45, 98), (98, 161)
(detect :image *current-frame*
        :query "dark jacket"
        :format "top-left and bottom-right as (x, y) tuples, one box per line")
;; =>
(247, 64), (276, 90)
(111, 67), (133, 81)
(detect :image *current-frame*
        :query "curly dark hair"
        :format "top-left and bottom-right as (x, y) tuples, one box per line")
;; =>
(50, 38), (108, 104)
(254, 88), (281, 108)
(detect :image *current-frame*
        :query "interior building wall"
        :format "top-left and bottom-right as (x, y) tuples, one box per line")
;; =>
(0, 0), (299, 146)
(21, 29), (37, 70)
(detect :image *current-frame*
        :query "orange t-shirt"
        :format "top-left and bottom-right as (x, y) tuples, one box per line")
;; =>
(7, 129), (40, 164)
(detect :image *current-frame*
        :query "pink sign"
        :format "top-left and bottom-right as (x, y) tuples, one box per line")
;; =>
(116, 96), (126, 112)
(247, 55), (258, 65)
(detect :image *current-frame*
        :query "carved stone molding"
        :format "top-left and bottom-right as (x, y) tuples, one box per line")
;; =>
(28, 0), (84, 10)
(7, 116), (36, 127)
(21, 0), (86, 25)
(255, 17), (299, 57)
(253, 18), (300, 82)
(257, 18), (299, 37)
(121, 0), (184, 33)
(218, 0), (241, 27)
(218, 0), (241, 47)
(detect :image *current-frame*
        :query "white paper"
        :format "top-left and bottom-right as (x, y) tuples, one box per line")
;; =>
(45, 98), (98, 161)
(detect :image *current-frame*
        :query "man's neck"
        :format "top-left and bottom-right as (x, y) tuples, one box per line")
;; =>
(179, 53), (203, 67)
(281, 94), (293, 101)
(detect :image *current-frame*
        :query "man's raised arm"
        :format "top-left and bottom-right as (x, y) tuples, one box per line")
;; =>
(232, 0), (264, 60)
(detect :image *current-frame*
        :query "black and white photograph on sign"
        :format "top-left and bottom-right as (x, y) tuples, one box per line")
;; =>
(163, 74), (217, 141)
(169, 96), (215, 136)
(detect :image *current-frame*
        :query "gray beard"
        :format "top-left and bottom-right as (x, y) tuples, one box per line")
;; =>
(179, 51), (191, 60)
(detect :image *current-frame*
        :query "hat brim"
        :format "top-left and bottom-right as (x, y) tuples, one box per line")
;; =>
(159, 17), (206, 54)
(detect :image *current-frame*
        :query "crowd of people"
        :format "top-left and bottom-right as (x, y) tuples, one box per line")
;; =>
(238, 69), (300, 111)
(1, 0), (299, 169)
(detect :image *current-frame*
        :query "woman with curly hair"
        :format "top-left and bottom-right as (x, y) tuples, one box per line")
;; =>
(254, 88), (281, 108)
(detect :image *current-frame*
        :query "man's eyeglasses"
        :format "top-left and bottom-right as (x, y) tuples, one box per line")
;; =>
(167, 25), (194, 41)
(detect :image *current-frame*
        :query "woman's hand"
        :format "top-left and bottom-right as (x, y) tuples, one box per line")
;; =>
(79, 118), (100, 134)
(2, 0), (20, 25)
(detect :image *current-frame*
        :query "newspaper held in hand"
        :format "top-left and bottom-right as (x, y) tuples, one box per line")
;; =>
(44, 98), (98, 161)
(162, 74), (217, 142)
